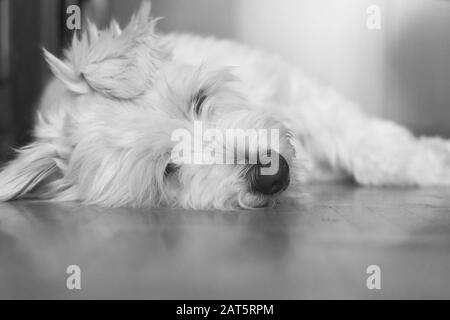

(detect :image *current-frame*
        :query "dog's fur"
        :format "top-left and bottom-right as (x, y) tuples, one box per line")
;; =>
(1, 2), (450, 210)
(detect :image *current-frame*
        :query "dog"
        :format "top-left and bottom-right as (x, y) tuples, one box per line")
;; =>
(1, 1), (450, 210)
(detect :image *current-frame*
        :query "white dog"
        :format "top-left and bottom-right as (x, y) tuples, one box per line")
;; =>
(1, 2), (450, 210)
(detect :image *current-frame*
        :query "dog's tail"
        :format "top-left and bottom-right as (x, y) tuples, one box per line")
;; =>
(0, 143), (60, 201)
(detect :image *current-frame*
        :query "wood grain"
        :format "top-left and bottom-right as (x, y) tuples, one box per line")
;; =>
(0, 182), (450, 299)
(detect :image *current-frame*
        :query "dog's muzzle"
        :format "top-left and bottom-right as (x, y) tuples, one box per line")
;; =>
(246, 152), (290, 195)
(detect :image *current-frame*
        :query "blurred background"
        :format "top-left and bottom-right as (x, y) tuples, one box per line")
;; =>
(0, 0), (449, 163)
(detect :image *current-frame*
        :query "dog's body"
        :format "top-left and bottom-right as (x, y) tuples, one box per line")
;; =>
(1, 2), (450, 210)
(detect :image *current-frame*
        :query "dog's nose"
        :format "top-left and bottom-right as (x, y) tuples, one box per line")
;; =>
(246, 152), (290, 195)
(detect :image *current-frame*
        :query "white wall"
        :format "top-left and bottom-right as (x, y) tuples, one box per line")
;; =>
(384, 0), (450, 135)
(234, 0), (386, 117)
(233, 0), (450, 135)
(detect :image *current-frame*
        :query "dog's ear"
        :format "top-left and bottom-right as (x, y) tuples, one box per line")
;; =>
(0, 143), (60, 201)
(43, 49), (92, 95)
(44, 1), (163, 99)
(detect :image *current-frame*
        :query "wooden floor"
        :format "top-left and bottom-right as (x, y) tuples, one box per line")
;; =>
(1, 182), (450, 299)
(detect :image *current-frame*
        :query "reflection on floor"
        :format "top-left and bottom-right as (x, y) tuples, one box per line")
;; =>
(1, 182), (450, 299)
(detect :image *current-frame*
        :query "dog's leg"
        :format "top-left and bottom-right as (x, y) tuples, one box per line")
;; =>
(289, 81), (450, 186)
(337, 117), (450, 186)
(0, 143), (61, 200)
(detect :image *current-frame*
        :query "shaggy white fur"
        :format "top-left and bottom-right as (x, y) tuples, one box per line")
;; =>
(1, 1), (450, 209)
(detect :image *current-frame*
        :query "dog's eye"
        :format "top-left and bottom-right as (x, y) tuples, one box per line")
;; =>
(192, 90), (207, 116)
(164, 163), (178, 176)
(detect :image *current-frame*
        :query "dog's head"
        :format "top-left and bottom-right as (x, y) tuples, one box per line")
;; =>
(18, 2), (304, 209)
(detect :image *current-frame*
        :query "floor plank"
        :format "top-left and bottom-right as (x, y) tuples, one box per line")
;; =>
(1, 182), (450, 299)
